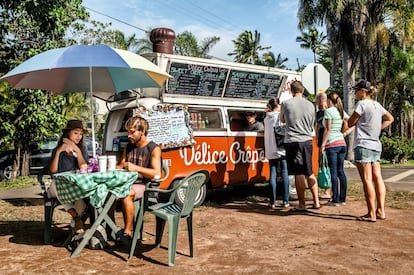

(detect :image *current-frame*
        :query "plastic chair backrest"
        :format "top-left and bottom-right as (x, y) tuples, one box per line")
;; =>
(178, 170), (209, 217)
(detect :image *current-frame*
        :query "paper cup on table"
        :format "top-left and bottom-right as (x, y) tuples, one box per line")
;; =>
(107, 155), (116, 171)
(98, 156), (108, 172)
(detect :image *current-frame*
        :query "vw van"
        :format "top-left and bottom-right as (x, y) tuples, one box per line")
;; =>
(102, 53), (316, 206)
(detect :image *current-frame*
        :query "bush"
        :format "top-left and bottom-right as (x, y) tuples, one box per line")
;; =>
(381, 136), (414, 163)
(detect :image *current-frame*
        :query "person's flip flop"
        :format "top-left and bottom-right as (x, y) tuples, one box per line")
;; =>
(357, 216), (376, 222)
(289, 207), (308, 212)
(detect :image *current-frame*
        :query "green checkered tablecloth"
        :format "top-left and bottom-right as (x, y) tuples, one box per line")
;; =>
(54, 170), (138, 208)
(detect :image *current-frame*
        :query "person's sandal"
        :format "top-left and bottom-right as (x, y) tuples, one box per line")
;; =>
(74, 216), (84, 234)
(115, 229), (132, 247)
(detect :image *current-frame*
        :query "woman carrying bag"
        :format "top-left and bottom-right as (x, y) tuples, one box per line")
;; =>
(320, 92), (351, 206)
(264, 98), (290, 209)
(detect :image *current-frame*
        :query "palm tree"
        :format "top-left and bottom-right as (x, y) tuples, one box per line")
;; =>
(259, 51), (288, 69)
(228, 30), (271, 64)
(297, 0), (380, 160)
(296, 27), (326, 63)
(135, 30), (153, 54)
(174, 31), (220, 58)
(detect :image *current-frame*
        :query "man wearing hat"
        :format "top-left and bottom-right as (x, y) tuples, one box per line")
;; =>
(48, 119), (90, 234)
(244, 111), (264, 131)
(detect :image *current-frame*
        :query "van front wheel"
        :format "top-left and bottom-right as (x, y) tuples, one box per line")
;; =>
(172, 179), (207, 207)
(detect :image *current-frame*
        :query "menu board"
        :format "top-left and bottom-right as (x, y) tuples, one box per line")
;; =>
(140, 109), (193, 150)
(224, 70), (285, 99)
(167, 62), (228, 97)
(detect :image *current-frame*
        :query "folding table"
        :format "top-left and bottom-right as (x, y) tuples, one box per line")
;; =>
(53, 170), (138, 258)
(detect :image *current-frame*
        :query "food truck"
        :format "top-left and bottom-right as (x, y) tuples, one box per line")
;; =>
(102, 52), (316, 206)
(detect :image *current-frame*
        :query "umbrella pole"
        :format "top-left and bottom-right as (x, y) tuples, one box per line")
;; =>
(89, 67), (96, 158)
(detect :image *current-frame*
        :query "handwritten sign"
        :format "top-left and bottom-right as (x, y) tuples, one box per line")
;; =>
(167, 62), (228, 97)
(141, 109), (193, 150)
(224, 70), (285, 99)
(166, 62), (287, 100)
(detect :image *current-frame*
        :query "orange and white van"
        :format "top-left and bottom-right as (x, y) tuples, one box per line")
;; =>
(102, 53), (317, 206)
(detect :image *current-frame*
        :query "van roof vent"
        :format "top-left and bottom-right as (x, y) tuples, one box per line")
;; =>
(150, 28), (176, 54)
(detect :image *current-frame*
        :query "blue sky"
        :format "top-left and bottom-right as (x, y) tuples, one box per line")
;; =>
(82, 0), (315, 70)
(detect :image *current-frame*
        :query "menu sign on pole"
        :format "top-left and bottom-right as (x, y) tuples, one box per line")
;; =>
(167, 62), (228, 97)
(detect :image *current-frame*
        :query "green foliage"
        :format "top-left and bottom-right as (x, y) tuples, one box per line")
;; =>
(228, 30), (271, 64)
(0, 0), (88, 71)
(0, 88), (67, 152)
(0, 176), (35, 190)
(296, 27), (327, 63)
(381, 136), (414, 162)
(174, 31), (220, 58)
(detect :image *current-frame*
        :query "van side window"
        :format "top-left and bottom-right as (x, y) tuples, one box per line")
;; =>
(188, 108), (222, 130)
(228, 110), (266, 131)
(228, 111), (246, 131)
(119, 109), (134, 132)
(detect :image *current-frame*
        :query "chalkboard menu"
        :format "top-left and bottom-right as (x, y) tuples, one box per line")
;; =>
(224, 70), (285, 99)
(167, 62), (228, 97)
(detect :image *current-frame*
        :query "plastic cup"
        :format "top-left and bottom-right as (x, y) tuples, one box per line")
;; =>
(98, 156), (108, 172)
(107, 155), (116, 171)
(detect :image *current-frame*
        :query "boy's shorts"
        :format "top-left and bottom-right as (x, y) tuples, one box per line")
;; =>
(284, 140), (313, 176)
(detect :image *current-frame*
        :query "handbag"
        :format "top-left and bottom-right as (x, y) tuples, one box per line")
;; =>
(317, 152), (331, 189)
(274, 125), (285, 147)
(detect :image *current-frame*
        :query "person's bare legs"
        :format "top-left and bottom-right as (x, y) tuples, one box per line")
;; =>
(372, 162), (386, 219)
(307, 174), (320, 208)
(295, 175), (307, 209)
(321, 188), (331, 199)
(356, 162), (376, 221)
(67, 207), (84, 233)
(122, 190), (136, 236)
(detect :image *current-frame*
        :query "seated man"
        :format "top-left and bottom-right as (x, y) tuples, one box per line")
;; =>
(116, 116), (162, 246)
(244, 111), (264, 131)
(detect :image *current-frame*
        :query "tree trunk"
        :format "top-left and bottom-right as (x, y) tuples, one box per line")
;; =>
(11, 148), (20, 181)
(343, 45), (356, 161)
(21, 151), (29, 177)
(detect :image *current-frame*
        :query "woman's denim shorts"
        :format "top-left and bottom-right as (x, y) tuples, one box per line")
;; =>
(354, 146), (381, 163)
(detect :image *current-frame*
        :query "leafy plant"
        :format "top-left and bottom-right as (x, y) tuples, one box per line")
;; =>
(381, 136), (414, 163)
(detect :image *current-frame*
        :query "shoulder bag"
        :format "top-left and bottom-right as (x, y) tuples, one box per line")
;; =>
(274, 125), (285, 147)
(317, 152), (331, 189)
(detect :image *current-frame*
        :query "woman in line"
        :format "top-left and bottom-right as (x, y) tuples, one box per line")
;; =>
(264, 98), (290, 209)
(48, 119), (89, 233)
(348, 80), (394, 222)
(315, 91), (332, 200)
(320, 92), (349, 206)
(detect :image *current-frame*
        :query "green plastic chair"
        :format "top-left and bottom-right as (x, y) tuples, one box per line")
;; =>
(129, 169), (209, 266)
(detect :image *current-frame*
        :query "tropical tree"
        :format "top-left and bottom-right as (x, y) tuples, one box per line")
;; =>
(228, 30), (271, 64)
(0, 1), (88, 72)
(296, 27), (327, 63)
(135, 29), (154, 54)
(297, 0), (394, 160)
(174, 31), (220, 58)
(258, 52), (288, 69)
(69, 20), (141, 51)
(0, 0), (88, 178)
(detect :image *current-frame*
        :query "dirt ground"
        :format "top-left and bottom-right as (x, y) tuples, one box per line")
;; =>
(0, 185), (414, 275)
